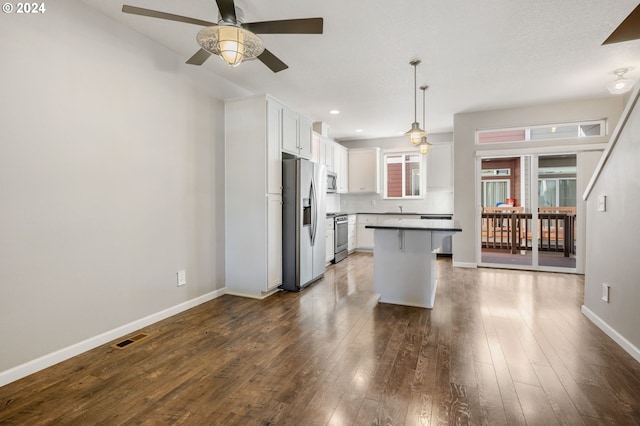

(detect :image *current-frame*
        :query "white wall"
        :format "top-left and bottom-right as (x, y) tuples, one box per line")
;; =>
(583, 90), (640, 359)
(0, 1), (242, 377)
(340, 133), (453, 214)
(453, 98), (625, 266)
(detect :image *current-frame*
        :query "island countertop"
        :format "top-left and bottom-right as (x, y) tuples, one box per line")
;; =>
(365, 219), (462, 232)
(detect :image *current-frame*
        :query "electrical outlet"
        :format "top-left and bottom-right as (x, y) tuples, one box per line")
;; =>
(601, 283), (610, 302)
(177, 270), (186, 287)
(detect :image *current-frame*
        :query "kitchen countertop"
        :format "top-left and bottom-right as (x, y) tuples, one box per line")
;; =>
(327, 212), (454, 218)
(366, 219), (461, 232)
(355, 212), (453, 216)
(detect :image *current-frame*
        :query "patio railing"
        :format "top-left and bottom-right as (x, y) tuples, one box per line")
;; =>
(481, 208), (576, 257)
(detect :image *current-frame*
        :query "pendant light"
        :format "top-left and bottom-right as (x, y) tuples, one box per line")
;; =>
(607, 68), (635, 94)
(404, 60), (426, 145)
(418, 85), (433, 155)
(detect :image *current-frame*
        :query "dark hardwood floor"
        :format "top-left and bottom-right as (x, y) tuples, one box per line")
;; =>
(2, 253), (640, 425)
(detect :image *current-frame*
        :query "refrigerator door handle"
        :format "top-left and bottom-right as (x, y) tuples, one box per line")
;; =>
(310, 177), (317, 246)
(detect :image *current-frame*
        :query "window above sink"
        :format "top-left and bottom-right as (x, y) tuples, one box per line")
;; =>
(383, 151), (424, 199)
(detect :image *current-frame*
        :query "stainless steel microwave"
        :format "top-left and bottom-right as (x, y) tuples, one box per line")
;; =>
(327, 171), (337, 193)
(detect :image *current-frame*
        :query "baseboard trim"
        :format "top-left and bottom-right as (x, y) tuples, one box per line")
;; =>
(581, 305), (640, 364)
(225, 288), (279, 300)
(453, 261), (477, 268)
(0, 287), (226, 387)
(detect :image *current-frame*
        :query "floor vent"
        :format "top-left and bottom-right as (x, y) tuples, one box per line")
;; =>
(111, 333), (150, 350)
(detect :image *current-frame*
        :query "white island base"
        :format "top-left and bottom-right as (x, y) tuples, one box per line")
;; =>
(369, 220), (461, 309)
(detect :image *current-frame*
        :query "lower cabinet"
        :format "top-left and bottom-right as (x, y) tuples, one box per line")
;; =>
(356, 215), (377, 250)
(355, 214), (423, 250)
(267, 194), (283, 290)
(326, 217), (335, 263)
(348, 214), (357, 253)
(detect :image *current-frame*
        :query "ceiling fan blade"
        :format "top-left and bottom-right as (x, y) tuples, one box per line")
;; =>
(602, 4), (640, 45)
(257, 49), (289, 73)
(122, 5), (216, 27)
(216, 0), (237, 24)
(244, 18), (323, 34)
(186, 49), (213, 65)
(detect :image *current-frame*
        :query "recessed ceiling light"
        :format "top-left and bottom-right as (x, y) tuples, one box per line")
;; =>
(355, 129), (363, 133)
(329, 110), (340, 115)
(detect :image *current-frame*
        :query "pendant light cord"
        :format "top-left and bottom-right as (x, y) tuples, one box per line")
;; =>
(409, 60), (421, 124)
(422, 86), (426, 125)
(413, 63), (417, 123)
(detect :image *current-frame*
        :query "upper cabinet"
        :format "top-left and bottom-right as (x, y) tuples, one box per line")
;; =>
(313, 133), (348, 190)
(348, 147), (380, 193)
(266, 99), (283, 194)
(334, 144), (349, 193)
(323, 138), (335, 172)
(282, 107), (312, 159)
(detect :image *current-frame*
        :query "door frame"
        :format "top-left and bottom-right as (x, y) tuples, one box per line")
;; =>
(475, 143), (606, 273)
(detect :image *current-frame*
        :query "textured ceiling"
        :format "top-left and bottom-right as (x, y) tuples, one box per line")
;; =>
(80, 0), (640, 140)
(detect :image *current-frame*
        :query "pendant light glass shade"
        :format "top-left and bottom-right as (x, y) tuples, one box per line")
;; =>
(419, 139), (432, 154)
(405, 60), (425, 144)
(197, 25), (265, 67)
(607, 68), (635, 95)
(405, 122), (426, 145)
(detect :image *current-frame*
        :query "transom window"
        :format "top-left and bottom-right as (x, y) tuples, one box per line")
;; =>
(476, 120), (605, 144)
(383, 153), (423, 199)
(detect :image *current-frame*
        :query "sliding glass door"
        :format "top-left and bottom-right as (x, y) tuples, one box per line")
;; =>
(480, 156), (532, 268)
(537, 154), (577, 268)
(479, 154), (577, 271)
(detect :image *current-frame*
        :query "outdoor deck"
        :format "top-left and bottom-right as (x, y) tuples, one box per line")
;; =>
(481, 207), (576, 268)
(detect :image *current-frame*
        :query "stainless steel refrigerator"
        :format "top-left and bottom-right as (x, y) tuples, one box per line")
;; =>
(281, 158), (326, 291)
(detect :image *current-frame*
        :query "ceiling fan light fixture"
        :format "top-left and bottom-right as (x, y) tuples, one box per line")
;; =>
(607, 68), (635, 94)
(197, 25), (264, 67)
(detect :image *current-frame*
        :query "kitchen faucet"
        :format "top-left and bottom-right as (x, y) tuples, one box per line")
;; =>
(399, 205), (403, 213)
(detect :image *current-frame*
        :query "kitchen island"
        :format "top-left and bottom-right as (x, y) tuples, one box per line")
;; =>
(366, 219), (461, 309)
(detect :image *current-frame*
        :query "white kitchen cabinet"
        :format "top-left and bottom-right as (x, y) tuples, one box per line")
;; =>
(281, 107), (298, 155)
(267, 99), (283, 194)
(298, 117), (313, 159)
(326, 218), (335, 263)
(349, 148), (380, 193)
(323, 138), (335, 172)
(334, 144), (349, 193)
(225, 95), (284, 298)
(356, 214), (427, 251)
(315, 133), (333, 171)
(282, 107), (312, 159)
(267, 194), (283, 290)
(348, 214), (357, 253)
(311, 132), (321, 164)
(356, 214), (378, 250)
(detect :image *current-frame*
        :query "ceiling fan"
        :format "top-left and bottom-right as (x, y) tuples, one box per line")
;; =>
(122, 0), (323, 72)
(602, 3), (640, 44)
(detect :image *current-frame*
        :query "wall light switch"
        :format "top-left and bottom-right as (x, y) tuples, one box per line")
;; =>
(601, 283), (610, 302)
(177, 270), (186, 286)
(597, 195), (606, 212)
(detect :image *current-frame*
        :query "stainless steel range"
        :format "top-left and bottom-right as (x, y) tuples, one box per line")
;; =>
(333, 214), (348, 263)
